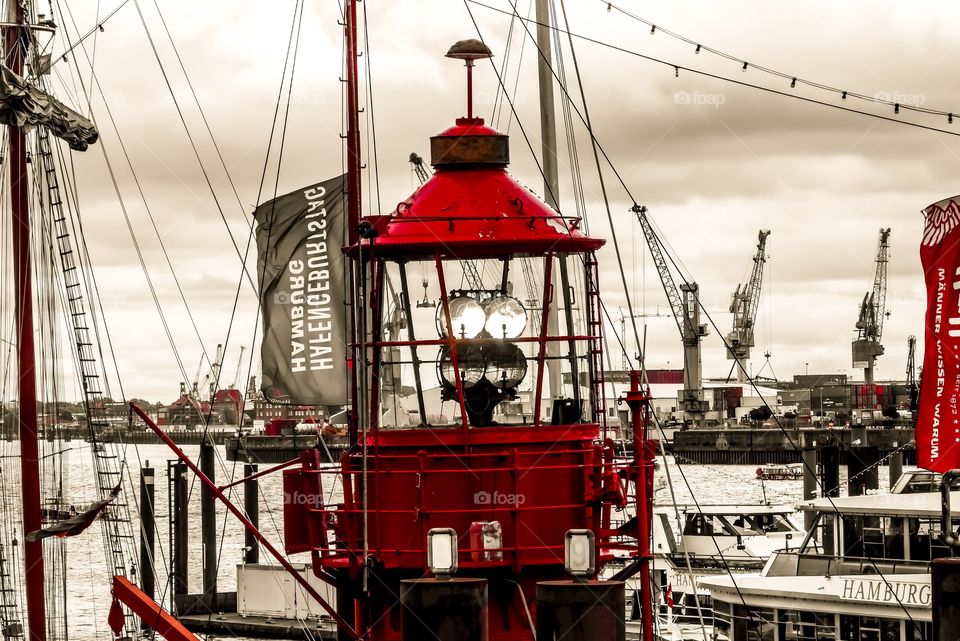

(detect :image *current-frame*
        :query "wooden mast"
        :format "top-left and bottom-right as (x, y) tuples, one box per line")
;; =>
(6, 1), (46, 639)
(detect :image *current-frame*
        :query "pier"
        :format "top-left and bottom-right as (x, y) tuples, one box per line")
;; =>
(670, 426), (915, 465)
(224, 434), (350, 464)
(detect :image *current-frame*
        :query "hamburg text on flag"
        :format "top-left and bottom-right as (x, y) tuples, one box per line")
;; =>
(917, 195), (960, 472)
(255, 175), (349, 406)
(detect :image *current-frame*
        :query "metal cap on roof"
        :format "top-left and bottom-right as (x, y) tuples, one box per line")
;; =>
(445, 39), (493, 62)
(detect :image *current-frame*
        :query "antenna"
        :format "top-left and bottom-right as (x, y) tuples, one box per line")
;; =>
(445, 39), (493, 120)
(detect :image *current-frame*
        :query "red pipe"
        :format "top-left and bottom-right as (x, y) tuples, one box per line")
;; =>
(625, 371), (653, 641)
(129, 405), (360, 640)
(7, 11), (45, 641)
(532, 254), (554, 428)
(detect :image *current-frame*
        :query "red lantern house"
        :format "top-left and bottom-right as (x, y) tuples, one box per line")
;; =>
(283, 40), (634, 640)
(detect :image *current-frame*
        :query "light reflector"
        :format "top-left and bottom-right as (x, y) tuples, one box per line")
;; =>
(437, 295), (485, 338)
(438, 345), (486, 389)
(484, 342), (527, 389)
(483, 295), (527, 338)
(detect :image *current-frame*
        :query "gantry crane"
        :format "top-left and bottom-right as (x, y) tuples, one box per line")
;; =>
(852, 228), (891, 386)
(726, 230), (771, 383)
(632, 205), (709, 425)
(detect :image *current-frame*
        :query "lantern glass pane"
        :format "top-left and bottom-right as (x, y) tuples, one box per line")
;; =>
(437, 295), (485, 338)
(483, 295), (527, 339)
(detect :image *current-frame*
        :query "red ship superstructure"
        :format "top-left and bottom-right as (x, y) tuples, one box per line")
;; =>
(282, 40), (640, 641)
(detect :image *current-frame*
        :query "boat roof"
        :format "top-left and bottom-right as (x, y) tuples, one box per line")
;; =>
(800, 490), (960, 517)
(656, 504), (795, 516)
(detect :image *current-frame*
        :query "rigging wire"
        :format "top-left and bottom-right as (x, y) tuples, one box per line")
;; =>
(131, 0), (258, 293)
(148, 0), (252, 228)
(469, 0), (960, 139)
(604, 0), (960, 121)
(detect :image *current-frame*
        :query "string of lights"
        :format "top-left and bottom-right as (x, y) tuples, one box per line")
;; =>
(602, 0), (958, 122)
(467, 0), (960, 138)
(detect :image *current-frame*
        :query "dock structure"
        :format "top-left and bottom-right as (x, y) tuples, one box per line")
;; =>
(671, 426), (915, 465)
(225, 434), (349, 464)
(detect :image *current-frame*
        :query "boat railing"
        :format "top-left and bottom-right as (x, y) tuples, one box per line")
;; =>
(765, 550), (929, 578)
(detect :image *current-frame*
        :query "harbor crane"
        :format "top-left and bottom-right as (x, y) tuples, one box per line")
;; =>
(726, 230), (771, 383)
(409, 152), (431, 184)
(411, 151), (485, 291)
(852, 228), (891, 387)
(906, 335), (918, 414)
(618, 308), (670, 370)
(632, 205), (709, 425)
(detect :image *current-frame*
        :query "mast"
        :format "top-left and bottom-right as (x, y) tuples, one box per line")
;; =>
(534, 0), (563, 402)
(6, 0), (46, 639)
(345, 0), (361, 243)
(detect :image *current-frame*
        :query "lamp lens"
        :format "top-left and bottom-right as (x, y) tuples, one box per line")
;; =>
(437, 295), (485, 338)
(483, 296), (527, 339)
(438, 345), (486, 389)
(485, 343), (527, 389)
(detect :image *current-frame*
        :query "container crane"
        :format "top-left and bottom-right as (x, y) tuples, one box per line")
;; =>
(632, 205), (709, 425)
(726, 230), (770, 383)
(852, 228), (891, 387)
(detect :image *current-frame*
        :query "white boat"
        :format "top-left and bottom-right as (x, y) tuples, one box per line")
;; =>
(702, 487), (948, 641)
(756, 462), (805, 481)
(654, 504), (805, 570)
(621, 504), (806, 639)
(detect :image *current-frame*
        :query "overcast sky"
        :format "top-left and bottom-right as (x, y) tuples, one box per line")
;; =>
(7, 0), (958, 403)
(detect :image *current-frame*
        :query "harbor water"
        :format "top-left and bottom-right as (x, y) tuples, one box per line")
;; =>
(0, 440), (897, 639)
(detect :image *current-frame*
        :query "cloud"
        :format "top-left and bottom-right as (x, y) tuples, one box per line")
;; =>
(14, 0), (958, 401)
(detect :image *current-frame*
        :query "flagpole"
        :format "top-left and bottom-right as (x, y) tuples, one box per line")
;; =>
(6, 2), (46, 639)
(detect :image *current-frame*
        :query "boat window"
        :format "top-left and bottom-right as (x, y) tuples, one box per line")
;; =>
(756, 513), (796, 533)
(777, 609), (836, 641)
(741, 606), (775, 641)
(798, 514), (822, 554)
(683, 514), (714, 536)
(714, 602), (732, 641)
(905, 620), (931, 641)
(843, 615), (900, 641)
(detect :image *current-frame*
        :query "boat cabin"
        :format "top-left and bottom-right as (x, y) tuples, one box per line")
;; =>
(703, 491), (958, 641)
(655, 504), (803, 568)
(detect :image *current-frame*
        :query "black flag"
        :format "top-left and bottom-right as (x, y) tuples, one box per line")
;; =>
(255, 175), (349, 406)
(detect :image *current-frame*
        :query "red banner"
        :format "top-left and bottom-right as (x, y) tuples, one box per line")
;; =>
(917, 195), (960, 472)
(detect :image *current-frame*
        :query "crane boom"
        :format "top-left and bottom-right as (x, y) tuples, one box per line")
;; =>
(852, 228), (891, 386)
(632, 205), (707, 422)
(409, 152), (485, 290)
(726, 230), (770, 382)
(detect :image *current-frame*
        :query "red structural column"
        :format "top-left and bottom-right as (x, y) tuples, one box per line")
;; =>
(624, 371), (654, 641)
(7, 9), (45, 641)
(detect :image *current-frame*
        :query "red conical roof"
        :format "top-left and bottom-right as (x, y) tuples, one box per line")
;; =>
(357, 117), (603, 259)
